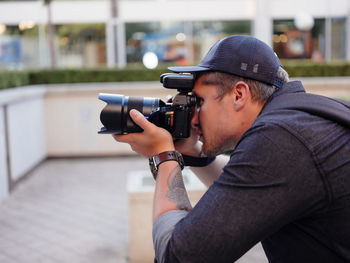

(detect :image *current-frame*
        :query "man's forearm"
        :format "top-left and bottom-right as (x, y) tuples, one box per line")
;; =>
(190, 154), (229, 187)
(153, 160), (192, 223)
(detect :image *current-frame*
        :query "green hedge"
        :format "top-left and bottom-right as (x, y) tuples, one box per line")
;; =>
(0, 67), (169, 90)
(27, 67), (169, 85)
(0, 71), (30, 90)
(283, 61), (350, 77)
(2, 62), (350, 90)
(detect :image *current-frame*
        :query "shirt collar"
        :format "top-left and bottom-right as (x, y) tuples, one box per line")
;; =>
(260, 80), (306, 115)
(272, 80), (306, 98)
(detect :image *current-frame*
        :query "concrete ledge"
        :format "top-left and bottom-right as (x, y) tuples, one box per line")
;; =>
(0, 85), (46, 106)
(40, 81), (160, 92)
(298, 77), (350, 98)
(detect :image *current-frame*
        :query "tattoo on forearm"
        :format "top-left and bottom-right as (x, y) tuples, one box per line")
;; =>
(166, 165), (192, 212)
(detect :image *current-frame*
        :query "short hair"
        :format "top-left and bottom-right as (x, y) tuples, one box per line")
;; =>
(195, 67), (289, 103)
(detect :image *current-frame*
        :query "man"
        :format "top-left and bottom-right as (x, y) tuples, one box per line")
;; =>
(113, 35), (350, 262)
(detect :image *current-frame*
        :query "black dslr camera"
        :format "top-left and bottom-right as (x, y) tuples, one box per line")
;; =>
(98, 73), (196, 138)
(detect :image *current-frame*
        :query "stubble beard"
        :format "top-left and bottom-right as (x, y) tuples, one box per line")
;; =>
(201, 133), (236, 157)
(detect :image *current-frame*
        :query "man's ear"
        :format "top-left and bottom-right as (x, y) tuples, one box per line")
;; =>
(233, 81), (249, 111)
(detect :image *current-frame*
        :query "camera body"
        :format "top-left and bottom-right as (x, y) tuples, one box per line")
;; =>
(98, 73), (196, 138)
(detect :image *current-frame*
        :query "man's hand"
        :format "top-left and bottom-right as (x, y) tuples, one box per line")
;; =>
(174, 126), (202, 157)
(112, 109), (175, 158)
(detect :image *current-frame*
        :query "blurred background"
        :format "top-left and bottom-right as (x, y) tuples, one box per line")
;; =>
(0, 0), (349, 70)
(1, 0), (350, 262)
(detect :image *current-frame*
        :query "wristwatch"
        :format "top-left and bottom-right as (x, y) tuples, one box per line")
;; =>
(149, 151), (184, 180)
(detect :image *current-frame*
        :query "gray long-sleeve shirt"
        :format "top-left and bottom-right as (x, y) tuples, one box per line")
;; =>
(152, 81), (350, 263)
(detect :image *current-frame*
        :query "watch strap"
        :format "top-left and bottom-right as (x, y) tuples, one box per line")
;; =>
(149, 151), (184, 180)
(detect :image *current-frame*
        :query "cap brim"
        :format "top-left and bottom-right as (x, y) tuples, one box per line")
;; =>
(168, 66), (210, 73)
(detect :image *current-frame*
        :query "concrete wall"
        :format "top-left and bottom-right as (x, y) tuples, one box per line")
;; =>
(0, 106), (9, 200)
(7, 96), (47, 181)
(0, 81), (178, 201)
(0, 86), (46, 198)
(44, 82), (176, 157)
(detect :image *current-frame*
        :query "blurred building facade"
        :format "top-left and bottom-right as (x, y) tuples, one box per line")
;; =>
(0, 0), (349, 69)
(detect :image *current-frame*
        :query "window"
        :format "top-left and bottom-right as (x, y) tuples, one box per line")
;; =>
(273, 17), (347, 61)
(56, 24), (106, 68)
(331, 17), (346, 60)
(125, 20), (251, 66)
(273, 19), (326, 61)
(0, 24), (39, 69)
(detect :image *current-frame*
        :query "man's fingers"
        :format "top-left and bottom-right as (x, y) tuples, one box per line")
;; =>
(129, 109), (151, 130)
(112, 109), (153, 143)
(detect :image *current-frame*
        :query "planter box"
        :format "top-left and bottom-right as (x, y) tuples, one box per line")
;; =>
(127, 168), (206, 263)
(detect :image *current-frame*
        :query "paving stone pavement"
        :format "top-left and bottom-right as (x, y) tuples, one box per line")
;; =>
(0, 157), (267, 263)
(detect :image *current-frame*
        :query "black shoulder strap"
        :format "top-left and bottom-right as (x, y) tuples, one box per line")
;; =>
(263, 92), (350, 129)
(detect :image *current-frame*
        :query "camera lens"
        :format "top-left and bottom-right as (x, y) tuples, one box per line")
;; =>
(98, 93), (160, 134)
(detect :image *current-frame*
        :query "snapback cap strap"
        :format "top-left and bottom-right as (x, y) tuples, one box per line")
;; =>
(273, 78), (284, 89)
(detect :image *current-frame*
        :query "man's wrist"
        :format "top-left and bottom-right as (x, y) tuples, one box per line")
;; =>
(149, 151), (184, 180)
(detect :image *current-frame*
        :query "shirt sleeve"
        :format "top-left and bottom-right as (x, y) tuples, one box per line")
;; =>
(153, 210), (188, 263)
(161, 123), (325, 263)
